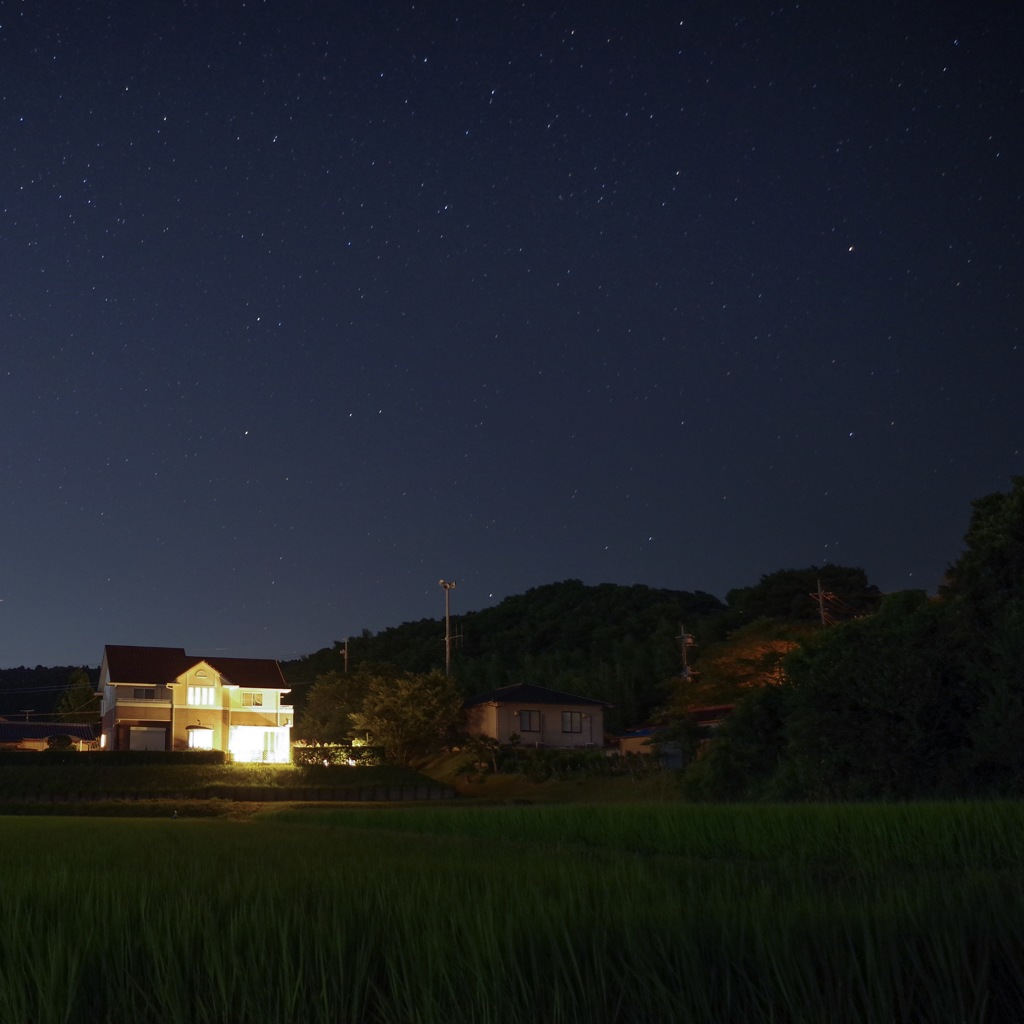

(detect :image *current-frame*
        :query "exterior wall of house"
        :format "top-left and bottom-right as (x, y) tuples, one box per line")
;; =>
(5, 738), (82, 752)
(168, 664), (293, 761)
(466, 701), (603, 748)
(0, 736), (94, 752)
(100, 686), (173, 751)
(115, 700), (171, 723)
(465, 703), (501, 741)
(617, 734), (654, 755)
(169, 664), (226, 751)
(9, 739), (46, 752)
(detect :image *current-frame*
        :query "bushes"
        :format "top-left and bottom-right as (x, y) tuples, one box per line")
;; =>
(458, 741), (661, 783)
(0, 749), (229, 768)
(291, 743), (386, 767)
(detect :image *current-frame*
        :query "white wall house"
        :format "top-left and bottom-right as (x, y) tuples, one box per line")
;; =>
(464, 683), (610, 748)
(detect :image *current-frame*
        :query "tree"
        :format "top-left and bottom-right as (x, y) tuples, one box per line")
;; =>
(349, 670), (464, 765)
(673, 618), (817, 709)
(942, 477), (1024, 790)
(297, 669), (374, 743)
(685, 479), (1024, 800)
(680, 683), (791, 801)
(56, 668), (100, 724)
(725, 565), (881, 625)
(779, 591), (970, 799)
(941, 476), (1024, 617)
(681, 589), (976, 800)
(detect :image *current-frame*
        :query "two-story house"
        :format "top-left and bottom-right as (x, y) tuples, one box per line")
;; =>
(98, 645), (293, 763)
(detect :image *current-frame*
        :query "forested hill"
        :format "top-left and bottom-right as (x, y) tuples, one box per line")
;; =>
(0, 665), (100, 720)
(283, 580), (725, 731)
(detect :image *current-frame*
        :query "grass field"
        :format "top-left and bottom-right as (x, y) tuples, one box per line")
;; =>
(0, 802), (1020, 1023)
(0, 760), (431, 800)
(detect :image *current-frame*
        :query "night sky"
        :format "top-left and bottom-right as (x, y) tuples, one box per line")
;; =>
(2, 2), (1021, 668)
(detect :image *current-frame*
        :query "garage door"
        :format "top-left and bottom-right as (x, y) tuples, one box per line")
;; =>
(129, 726), (166, 751)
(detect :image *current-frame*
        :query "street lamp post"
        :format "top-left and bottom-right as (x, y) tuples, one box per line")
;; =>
(438, 579), (457, 675)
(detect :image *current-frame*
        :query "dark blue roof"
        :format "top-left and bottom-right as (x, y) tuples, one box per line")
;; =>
(464, 683), (611, 708)
(0, 722), (97, 743)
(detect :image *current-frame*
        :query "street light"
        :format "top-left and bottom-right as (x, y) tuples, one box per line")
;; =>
(439, 579), (456, 675)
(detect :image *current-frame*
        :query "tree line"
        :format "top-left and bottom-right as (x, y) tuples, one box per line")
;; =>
(681, 477), (1024, 799)
(0, 666), (99, 722)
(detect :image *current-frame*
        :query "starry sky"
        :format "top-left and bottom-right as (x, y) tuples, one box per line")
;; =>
(1, 1), (1021, 668)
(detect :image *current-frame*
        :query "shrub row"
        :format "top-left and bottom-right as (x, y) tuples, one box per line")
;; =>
(5, 784), (454, 804)
(460, 744), (663, 782)
(291, 743), (386, 767)
(0, 749), (228, 767)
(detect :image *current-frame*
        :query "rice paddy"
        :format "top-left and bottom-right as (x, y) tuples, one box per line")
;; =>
(0, 801), (1021, 1023)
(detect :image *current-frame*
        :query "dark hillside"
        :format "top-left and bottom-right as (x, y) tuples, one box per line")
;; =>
(0, 665), (99, 720)
(283, 580), (724, 732)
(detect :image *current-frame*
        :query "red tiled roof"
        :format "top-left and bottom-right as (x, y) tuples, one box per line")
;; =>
(103, 645), (287, 690)
(688, 704), (735, 724)
(104, 646), (188, 684)
(204, 657), (287, 689)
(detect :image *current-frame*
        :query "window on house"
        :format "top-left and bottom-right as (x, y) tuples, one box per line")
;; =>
(187, 727), (214, 750)
(132, 688), (156, 700)
(561, 711), (582, 733)
(187, 686), (216, 706)
(241, 692), (264, 707)
(519, 710), (540, 732)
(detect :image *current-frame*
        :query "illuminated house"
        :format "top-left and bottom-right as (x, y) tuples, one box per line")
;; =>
(464, 683), (610, 748)
(98, 645), (293, 763)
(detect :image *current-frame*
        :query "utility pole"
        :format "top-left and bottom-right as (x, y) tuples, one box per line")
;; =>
(439, 579), (457, 675)
(676, 624), (696, 680)
(809, 581), (859, 626)
(339, 638), (349, 673)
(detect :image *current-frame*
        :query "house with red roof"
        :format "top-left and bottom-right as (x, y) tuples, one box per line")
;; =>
(98, 645), (293, 762)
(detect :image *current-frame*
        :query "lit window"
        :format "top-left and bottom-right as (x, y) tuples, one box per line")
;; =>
(187, 686), (215, 706)
(561, 711), (582, 733)
(519, 710), (540, 732)
(229, 726), (288, 764)
(241, 692), (264, 707)
(187, 727), (214, 750)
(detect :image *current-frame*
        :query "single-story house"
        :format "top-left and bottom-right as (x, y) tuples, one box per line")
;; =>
(0, 720), (98, 751)
(98, 645), (293, 762)
(464, 683), (611, 748)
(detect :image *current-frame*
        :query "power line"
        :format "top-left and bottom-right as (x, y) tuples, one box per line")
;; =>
(810, 581), (863, 626)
